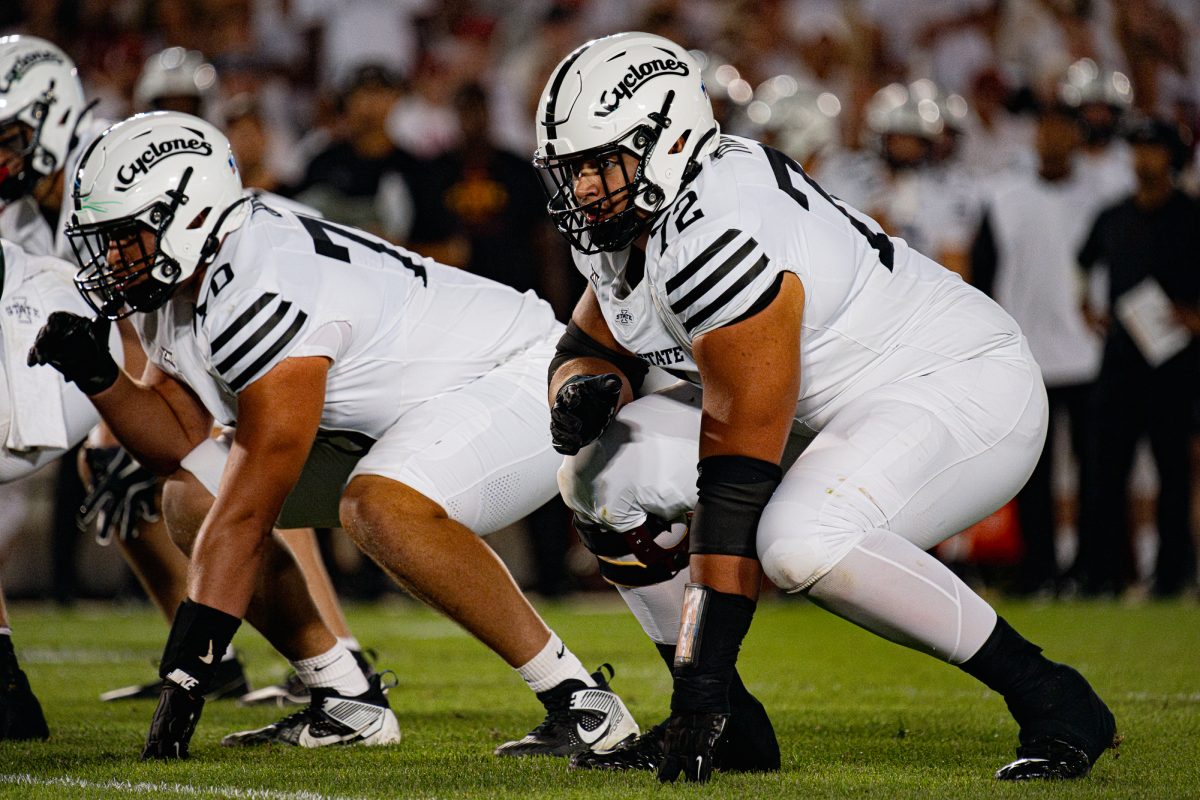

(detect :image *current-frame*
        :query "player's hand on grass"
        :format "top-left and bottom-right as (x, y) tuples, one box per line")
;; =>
(656, 711), (728, 783)
(142, 683), (205, 760)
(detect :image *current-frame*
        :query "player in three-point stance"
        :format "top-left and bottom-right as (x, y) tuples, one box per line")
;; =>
(535, 32), (1117, 783)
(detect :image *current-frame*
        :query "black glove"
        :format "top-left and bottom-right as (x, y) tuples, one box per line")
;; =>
(27, 311), (119, 395)
(141, 683), (205, 760)
(79, 445), (160, 545)
(550, 373), (623, 455)
(657, 711), (728, 783)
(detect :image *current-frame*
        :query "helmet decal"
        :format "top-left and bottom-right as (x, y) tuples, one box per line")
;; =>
(115, 129), (214, 190)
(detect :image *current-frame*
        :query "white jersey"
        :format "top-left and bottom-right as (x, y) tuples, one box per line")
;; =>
(133, 198), (560, 438)
(574, 135), (1023, 431)
(985, 171), (1103, 386)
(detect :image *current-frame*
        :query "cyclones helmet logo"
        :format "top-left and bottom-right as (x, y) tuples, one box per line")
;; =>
(115, 135), (214, 191)
(596, 57), (689, 117)
(0, 50), (64, 91)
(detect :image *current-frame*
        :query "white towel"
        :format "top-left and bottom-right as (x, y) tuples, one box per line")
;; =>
(1, 240), (70, 451)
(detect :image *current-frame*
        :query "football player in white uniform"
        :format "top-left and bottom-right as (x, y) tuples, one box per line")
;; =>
(0, 34), (380, 707)
(0, 35), (128, 739)
(28, 111), (638, 759)
(0, 238), (123, 741)
(533, 32), (1117, 783)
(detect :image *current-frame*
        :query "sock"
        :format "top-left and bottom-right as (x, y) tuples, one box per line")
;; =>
(517, 632), (594, 694)
(292, 643), (370, 696)
(337, 635), (361, 652)
(958, 616), (1050, 697)
(0, 626), (11, 637)
(220, 644), (238, 663)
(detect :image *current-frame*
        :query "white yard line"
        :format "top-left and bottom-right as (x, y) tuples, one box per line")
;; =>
(0, 773), (365, 800)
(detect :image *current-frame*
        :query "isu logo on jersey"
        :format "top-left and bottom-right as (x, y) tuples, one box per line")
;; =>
(615, 308), (635, 327)
(597, 58), (689, 116)
(115, 134), (214, 191)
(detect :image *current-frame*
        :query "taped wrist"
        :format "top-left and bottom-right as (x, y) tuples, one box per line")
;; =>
(671, 584), (757, 714)
(549, 320), (648, 393)
(159, 599), (241, 694)
(689, 455), (782, 558)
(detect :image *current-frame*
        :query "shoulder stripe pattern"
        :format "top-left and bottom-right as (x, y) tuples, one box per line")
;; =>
(664, 229), (739, 294)
(664, 229), (771, 334)
(210, 291), (309, 393)
(210, 292), (277, 352)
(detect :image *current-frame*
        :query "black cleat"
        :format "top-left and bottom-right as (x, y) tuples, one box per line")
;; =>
(221, 673), (400, 748)
(996, 738), (1094, 780)
(570, 719), (666, 771)
(494, 664), (638, 757)
(997, 663), (1118, 781)
(0, 659), (50, 741)
(102, 656), (250, 702)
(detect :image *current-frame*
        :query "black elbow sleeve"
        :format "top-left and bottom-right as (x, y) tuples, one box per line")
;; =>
(548, 320), (648, 393)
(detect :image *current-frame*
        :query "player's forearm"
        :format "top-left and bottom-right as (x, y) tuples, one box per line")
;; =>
(549, 356), (636, 407)
(89, 371), (209, 474)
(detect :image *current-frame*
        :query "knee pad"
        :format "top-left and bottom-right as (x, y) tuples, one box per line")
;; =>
(758, 501), (868, 592)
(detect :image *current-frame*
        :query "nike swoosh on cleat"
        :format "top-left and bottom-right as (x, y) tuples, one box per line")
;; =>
(577, 718), (612, 746)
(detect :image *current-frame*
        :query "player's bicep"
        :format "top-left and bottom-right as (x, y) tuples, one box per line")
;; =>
(222, 357), (328, 520)
(570, 286), (631, 356)
(693, 272), (803, 464)
(139, 359), (213, 449)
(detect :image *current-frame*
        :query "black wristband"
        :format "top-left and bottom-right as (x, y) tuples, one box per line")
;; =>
(77, 355), (119, 396)
(159, 599), (242, 693)
(671, 585), (757, 714)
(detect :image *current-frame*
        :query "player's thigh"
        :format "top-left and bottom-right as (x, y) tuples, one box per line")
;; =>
(349, 350), (560, 536)
(558, 381), (703, 532)
(758, 345), (1046, 587)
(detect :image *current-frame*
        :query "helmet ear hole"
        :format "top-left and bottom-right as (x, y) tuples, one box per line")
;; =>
(186, 207), (212, 230)
(669, 130), (691, 155)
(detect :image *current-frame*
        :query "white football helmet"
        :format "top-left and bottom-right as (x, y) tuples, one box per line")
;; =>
(742, 75), (841, 165)
(134, 47), (219, 116)
(0, 35), (88, 202)
(1058, 58), (1133, 111)
(67, 111), (249, 318)
(534, 32), (719, 253)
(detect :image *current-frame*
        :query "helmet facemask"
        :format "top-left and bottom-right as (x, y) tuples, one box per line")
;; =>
(0, 104), (51, 202)
(536, 124), (666, 254)
(67, 168), (196, 319)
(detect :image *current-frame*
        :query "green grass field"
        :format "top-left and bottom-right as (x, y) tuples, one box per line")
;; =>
(2, 596), (1198, 799)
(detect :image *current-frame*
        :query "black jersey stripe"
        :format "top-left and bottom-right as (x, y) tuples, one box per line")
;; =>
(668, 237), (758, 315)
(214, 300), (292, 376)
(227, 310), (308, 393)
(683, 254), (770, 334)
(210, 292), (276, 354)
(664, 229), (740, 294)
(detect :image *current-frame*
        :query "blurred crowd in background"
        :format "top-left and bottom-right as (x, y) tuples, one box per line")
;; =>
(1, 0), (1197, 602)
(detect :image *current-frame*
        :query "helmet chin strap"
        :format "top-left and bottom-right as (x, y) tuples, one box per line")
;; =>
(198, 195), (251, 266)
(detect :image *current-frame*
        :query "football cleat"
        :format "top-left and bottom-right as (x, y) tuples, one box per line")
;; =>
(101, 656), (250, 702)
(220, 672), (400, 748)
(995, 738), (1094, 780)
(0, 658), (50, 741)
(570, 719), (666, 771)
(997, 663), (1118, 781)
(494, 664), (638, 757)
